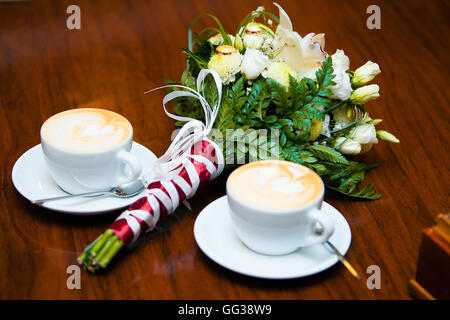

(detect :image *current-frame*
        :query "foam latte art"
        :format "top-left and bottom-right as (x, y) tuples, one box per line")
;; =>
(41, 108), (132, 152)
(227, 160), (324, 209)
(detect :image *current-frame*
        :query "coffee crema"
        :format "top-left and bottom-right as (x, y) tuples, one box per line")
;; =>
(41, 108), (132, 152)
(227, 160), (323, 210)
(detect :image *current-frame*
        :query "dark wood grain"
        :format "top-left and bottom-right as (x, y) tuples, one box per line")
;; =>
(0, 0), (448, 299)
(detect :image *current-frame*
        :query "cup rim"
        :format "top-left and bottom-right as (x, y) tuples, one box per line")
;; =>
(226, 160), (325, 215)
(40, 108), (133, 155)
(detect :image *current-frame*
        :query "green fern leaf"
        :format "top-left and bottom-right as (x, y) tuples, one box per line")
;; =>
(327, 183), (382, 200)
(228, 77), (246, 110)
(307, 145), (349, 164)
(315, 56), (336, 97)
(268, 78), (289, 108)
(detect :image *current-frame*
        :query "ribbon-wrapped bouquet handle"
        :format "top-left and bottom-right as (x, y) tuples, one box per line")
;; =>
(78, 70), (224, 273)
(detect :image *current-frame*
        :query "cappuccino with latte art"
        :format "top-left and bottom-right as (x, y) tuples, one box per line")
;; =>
(41, 108), (132, 152)
(227, 160), (324, 210)
(40, 108), (142, 194)
(226, 160), (333, 255)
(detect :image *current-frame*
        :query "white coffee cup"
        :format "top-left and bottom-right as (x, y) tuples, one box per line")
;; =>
(226, 160), (334, 255)
(40, 108), (142, 194)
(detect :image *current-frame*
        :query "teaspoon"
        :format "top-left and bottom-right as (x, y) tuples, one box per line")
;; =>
(315, 222), (361, 280)
(31, 179), (146, 205)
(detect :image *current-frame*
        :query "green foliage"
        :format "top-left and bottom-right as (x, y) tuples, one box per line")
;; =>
(315, 56), (336, 97)
(306, 145), (348, 164)
(169, 42), (382, 200)
(312, 161), (382, 200)
(214, 77), (245, 131)
(327, 183), (382, 200)
(185, 37), (213, 76)
(228, 77), (246, 114)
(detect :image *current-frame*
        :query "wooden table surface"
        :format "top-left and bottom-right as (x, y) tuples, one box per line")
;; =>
(0, 0), (448, 300)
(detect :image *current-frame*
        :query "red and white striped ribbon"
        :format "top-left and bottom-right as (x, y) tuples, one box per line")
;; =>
(109, 70), (225, 246)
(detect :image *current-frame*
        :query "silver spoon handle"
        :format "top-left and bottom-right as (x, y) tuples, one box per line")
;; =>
(31, 190), (112, 205)
(325, 240), (361, 280)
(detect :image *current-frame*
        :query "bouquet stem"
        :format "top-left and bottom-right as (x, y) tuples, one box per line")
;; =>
(77, 229), (124, 273)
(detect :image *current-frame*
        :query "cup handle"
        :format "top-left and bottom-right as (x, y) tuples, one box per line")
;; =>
(115, 151), (142, 184)
(304, 208), (335, 247)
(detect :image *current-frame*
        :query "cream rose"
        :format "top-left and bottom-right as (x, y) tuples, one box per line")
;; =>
(330, 66), (352, 100)
(335, 137), (361, 155)
(240, 48), (270, 80)
(331, 49), (350, 70)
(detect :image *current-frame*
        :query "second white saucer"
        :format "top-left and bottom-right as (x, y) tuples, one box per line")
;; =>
(194, 196), (352, 279)
(12, 142), (157, 215)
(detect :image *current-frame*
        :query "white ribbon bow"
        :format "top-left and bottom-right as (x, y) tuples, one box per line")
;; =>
(114, 70), (225, 244)
(143, 69), (225, 200)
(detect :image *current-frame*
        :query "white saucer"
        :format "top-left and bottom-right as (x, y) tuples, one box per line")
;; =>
(12, 142), (157, 215)
(194, 196), (352, 279)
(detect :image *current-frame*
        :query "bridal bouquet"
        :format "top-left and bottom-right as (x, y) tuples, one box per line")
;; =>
(78, 3), (399, 273)
(169, 3), (399, 200)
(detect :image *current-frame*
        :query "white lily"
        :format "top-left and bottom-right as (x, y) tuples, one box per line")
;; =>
(273, 3), (327, 80)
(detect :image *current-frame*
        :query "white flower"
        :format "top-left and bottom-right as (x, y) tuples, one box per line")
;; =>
(240, 48), (270, 80)
(353, 61), (381, 86)
(242, 23), (274, 50)
(296, 32), (327, 80)
(335, 137), (361, 155)
(328, 49), (352, 100)
(207, 46), (243, 85)
(261, 37), (279, 57)
(265, 61), (299, 87)
(330, 66), (352, 100)
(272, 3), (326, 80)
(350, 84), (380, 105)
(332, 106), (352, 128)
(331, 49), (350, 70)
(352, 124), (378, 144)
(352, 123), (378, 154)
(243, 34), (265, 49)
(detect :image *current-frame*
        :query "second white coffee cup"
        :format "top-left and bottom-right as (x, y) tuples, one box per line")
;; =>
(227, 160), (334, 255)
(40, 108), (142, 194)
